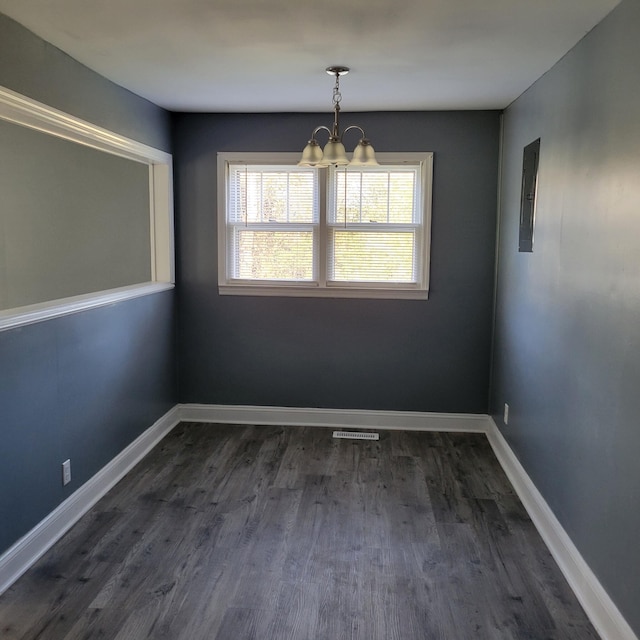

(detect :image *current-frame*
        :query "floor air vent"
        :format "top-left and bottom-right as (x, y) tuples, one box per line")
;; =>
(332, 431), (379, 441)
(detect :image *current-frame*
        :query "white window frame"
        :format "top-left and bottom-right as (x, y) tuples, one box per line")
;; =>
(0, 86), (174, 332)
(217, 152), (432, 300)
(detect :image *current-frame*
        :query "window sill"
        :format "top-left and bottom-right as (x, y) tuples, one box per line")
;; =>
(0, 282), (175, 332)
(218, 284), (428, 300)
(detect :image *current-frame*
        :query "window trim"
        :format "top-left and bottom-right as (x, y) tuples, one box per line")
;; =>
(217, 152), (432, 300)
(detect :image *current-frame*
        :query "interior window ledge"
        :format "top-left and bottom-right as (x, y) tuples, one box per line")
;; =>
(218, 284), (428, 300)
(0, 282), (174, 332)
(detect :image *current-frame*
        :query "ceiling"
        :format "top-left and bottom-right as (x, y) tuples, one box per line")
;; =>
(0, 0), (620, 112)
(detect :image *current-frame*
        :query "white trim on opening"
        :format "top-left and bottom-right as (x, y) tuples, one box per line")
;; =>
(0, 86), (175, 331)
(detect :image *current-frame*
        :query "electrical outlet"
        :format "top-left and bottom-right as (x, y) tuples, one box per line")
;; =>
(62, 459), (71, 486)
(503, 403), (509, 425)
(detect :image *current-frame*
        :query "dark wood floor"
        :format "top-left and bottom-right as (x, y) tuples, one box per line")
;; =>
(0, 423), (598, 639)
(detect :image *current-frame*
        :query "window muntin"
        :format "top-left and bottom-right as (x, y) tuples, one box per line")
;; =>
(218, 152), (432, 299)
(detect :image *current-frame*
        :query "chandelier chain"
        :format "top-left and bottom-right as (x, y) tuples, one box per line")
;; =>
(332, 73), (342, 109)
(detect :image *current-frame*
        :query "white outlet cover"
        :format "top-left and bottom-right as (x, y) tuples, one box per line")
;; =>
(62, 459), (71, 485)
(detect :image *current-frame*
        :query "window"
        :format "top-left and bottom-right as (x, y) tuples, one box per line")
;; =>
(217, 152), (432, 299)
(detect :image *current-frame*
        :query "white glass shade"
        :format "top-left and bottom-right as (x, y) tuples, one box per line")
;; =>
(298, 140), (324, 166)
(319, 140), (349, 166)
(349, 140), (378, 166)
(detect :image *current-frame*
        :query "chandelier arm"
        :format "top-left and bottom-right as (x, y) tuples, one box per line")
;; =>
(341, 125), (367, 142)
(310, 125), (333, 142)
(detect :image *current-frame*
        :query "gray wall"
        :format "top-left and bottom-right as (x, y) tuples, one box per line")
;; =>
(0, 15), (175, 555)
(173, 111), (500, 412)
(490, 0), (640, 633)
(0, 119), (151, 309)
(0, 14), (168, 150)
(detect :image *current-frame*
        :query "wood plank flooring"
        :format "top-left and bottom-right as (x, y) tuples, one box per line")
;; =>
(0, 424), (599, 639)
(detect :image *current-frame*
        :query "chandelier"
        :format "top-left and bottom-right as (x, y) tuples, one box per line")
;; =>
(298, 66), (378, 167)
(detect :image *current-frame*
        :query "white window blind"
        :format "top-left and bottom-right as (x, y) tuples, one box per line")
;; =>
(328, 166), (422, 284)
(227, 164), (318, 281)
(218, 152), (432, 299)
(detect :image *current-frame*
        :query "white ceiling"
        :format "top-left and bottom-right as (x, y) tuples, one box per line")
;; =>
(0, 0), (620, 112)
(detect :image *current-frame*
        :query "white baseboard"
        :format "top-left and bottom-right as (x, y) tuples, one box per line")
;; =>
(178, 403), (489, 433)
(0, 406), (180, 596)
(486, 418), (637, 640)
